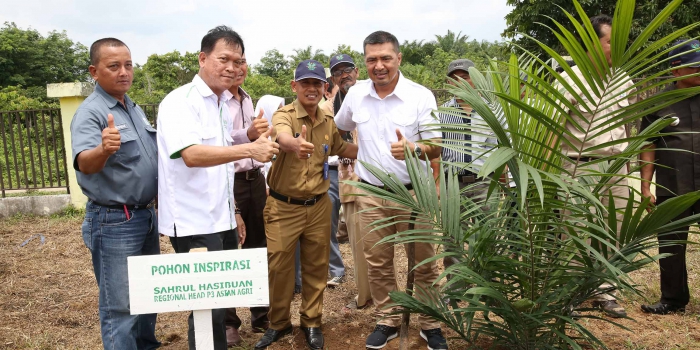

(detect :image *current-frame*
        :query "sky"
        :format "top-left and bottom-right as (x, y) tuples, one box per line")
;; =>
(2, 0), (513, 66)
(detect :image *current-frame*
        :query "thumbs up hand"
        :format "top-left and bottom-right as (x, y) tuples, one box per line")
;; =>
(295, 124), (316, 160)
(101, 114), (121, 156)
(247, 109), (270, 141)
(390, 128), (414, 160)
(250, 127), (280, 162)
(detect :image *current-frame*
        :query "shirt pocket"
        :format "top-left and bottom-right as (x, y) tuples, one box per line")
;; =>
(115, 131), (141, 164)
(353, 111), (373, 140)
(390, 108), (419, 139)
(201, 127), (220, 146)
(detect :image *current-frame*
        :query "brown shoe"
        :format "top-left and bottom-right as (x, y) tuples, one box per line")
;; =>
(226, 326), (242, 347)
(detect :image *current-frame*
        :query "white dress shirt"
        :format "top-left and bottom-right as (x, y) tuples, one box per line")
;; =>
(334, 73), (440, 185)
(157, 75), (237, 237)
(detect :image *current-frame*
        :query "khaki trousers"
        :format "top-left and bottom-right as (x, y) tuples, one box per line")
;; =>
(356, 192), (440, 329)
(264, 194), (331, 329)
(344, 201), (372, 307)
(563, 160), (629, 302)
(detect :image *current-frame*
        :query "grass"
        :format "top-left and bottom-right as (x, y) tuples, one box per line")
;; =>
(2, 188), (68, 198)
(1, 215), (700, 349)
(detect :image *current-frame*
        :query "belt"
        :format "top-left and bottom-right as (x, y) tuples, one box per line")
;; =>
(93, 199), (156, 210)
(235, 168), (262, 180)
(269, 189), (323, 206)
(360, 178), (413, 192)
(568, 156), (599, 163)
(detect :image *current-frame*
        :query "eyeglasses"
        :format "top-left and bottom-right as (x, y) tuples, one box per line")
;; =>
(331, 66), (355, 77)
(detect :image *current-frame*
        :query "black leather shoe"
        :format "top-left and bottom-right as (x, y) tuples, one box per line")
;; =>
(641, 302), (685, 315)
(301, 327), (324, 349)
(254, 326), (293, 349)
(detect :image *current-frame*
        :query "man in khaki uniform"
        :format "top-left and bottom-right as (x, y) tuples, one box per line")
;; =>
(254, 59), (357, 350)
(558, 14), (637, 318)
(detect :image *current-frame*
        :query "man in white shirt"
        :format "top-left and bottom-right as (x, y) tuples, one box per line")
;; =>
(157, 26), (279, 350)
(334, 30), (447, 350)
(222, 53), (271, 346)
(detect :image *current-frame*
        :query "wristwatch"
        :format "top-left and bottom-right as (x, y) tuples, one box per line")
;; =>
(413, 143), (422, 157)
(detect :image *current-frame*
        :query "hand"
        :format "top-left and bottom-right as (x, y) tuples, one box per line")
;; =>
(235, 213), (246, 246)
(247, 109), (270, 141)
(249, 127), (280, 162)
(641, 188), (656, 213)
(390, 129), (414, 161)
(295, 125), (316, 160)
(101, 114), (121, 156)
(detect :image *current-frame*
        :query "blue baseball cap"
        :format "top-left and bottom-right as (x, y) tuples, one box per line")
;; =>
(294, 59), (327, 82)
(669, 39), (700, 68)
(329, 54), (355, 71)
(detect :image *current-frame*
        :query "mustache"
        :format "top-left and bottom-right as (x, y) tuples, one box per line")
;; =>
(373, 69), (389, 75)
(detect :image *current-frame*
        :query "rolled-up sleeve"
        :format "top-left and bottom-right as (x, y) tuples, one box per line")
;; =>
(334, 95), (355, 132)
(157, 96), (203, 159)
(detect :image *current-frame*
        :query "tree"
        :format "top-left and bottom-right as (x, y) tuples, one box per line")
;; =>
(0, 22), (89, 88)
(503, 0), (700, 58)
(354, 0), (700, 348)
(255, 49), (290, 79)
(130, 50), (198, 104)
(434, 30), (469, 56)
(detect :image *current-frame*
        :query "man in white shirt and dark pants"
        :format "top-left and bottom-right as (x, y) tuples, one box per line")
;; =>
(157, 26), (278, 350)
(334, 30), (447, 350)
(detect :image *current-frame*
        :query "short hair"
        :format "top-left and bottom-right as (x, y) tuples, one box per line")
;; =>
(90, 38), (129, 66)
(327, 79), (334, 94)
(363, 31), (400, 54)
(201, 25), (245, 55)
(590, 15), (613, 39)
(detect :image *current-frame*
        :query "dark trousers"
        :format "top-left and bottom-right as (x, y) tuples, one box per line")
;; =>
(656, 196), (700, 306)
(224, 173), (270, 330)
(170, 231), (228, 350)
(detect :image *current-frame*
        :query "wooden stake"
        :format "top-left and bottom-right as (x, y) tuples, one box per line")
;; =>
(190, 247), (214, 350)
(399, 219), (416, 350)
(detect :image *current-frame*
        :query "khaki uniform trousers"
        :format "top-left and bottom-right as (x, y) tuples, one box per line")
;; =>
(356, 191), (440, 329)
(343, 201), (372, 307)
(563, 160), (629, 302)
(264, 194), (331, 329)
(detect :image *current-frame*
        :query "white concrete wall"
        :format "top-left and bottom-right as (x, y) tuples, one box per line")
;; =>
(0, 195), (71, 218)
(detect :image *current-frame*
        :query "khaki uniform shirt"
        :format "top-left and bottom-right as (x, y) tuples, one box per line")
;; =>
(268, 99), (348, 199)
(560, 65), (637, 157)
(641, 85), (700, 197)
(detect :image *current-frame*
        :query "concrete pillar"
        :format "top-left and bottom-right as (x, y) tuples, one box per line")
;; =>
(47, 82), (94, 208)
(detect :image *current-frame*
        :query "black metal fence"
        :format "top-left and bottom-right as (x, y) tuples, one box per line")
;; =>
(0, 109), (68, 197)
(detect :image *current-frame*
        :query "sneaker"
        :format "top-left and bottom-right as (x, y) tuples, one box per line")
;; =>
(327, 275), (345, 288)
(365, 325), (398, 349)
(420, 328), (448, 350)
(592, 300), (627, 318)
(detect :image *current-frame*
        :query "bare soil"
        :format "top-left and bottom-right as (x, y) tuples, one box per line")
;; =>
(1, 215), (699, 349)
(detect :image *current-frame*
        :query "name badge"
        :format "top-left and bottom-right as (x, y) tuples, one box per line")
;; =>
(115, 124), (128, 131)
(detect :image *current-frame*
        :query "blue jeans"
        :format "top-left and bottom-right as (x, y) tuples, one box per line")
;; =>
(82, 201), (161, 350)
(294, 169), (345, 286)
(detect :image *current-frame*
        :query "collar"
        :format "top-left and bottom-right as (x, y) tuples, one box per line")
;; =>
(293, 99), (326, 123)
(223, 86), (251, 102)
(368, 71), (408, 101)
(192, 74), (232, 104)
(95, 83), (135, 109)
